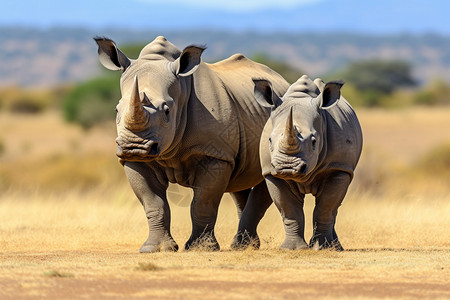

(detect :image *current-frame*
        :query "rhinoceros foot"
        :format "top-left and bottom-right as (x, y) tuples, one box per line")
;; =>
(230, 231), (260, 250)
(184, 233), (220, 251)
(280, 237), (308, 250)
(139, 237), (179, 253)
(309, 236), (344, 251)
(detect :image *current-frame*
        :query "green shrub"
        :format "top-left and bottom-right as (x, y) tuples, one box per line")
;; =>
(63, 75), (120, 128)
(61, 43), (149, 128)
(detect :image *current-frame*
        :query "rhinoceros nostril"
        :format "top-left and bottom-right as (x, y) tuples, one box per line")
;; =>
(149, 142), (159, 155)
(299, 164), (307, 174)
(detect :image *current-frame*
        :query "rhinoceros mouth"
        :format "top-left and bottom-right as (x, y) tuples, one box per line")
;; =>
(270, 154), (308, 179)
(115, 136), (159, 161)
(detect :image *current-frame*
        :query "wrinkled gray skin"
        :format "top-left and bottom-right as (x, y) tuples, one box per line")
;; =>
(94, 36), (289, 252)
(251, 75), (362, 250)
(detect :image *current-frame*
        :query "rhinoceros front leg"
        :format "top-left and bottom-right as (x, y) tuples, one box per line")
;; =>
(123, 161), (177, 253)
(264, 175), (308, 250)
(231, 181), (273, 249)
(310, 171), (351, 251)
(184, 159), (233, 251)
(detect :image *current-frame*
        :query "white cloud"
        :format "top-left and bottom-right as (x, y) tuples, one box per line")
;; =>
(134, 0), (323, 12)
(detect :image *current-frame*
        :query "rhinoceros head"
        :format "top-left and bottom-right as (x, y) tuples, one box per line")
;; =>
(254, 76), (343, 181)
(95, 36), (205, 162)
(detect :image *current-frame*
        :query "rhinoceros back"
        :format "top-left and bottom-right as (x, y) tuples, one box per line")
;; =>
(208, 54), (290, 191)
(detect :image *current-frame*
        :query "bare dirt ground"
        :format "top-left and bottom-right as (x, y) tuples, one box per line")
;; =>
(1, 248), (449, 299)
(1, 107), (450, 299)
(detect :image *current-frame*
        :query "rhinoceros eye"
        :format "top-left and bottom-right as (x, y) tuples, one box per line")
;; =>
(163, 104), (170, 116)
(311, 136), (317, 150)
(162, 103), (170, 122)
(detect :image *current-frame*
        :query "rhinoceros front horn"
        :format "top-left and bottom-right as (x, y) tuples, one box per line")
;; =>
(280, 107), (300, 154)
(124, 76), (150, 131)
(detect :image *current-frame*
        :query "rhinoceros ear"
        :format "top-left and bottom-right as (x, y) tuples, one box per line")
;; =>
(253, 79), (283, 109)
(315, 80), (344, 109)
(169, 45), (206, 77)
(94, 37), (131, 72)
(314, 78), (326, 92)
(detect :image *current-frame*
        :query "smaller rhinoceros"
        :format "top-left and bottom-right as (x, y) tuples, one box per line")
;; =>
(252, 75), (363, 250)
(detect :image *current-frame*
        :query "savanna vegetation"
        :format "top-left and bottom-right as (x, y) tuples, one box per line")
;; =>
(0, 49), (449, 298)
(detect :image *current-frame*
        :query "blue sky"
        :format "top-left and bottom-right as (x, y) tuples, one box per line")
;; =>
(134, 0), (321, 11)
(1, 0), (449, 34)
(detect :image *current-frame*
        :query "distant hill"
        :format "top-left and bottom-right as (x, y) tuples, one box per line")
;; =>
(1, 27), (449, 87)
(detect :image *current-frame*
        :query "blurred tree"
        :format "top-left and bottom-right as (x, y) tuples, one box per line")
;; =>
(340, 60), (416, 94)
(252, 53), (304, 84)
(335, 59), (416, 106)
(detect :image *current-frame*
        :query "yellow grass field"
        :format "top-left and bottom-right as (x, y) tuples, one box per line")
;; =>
(0, 107), (449, 299)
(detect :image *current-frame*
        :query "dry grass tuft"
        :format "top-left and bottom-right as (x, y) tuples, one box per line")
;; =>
(135, 262), (161, 272)
(43, 270), (74, 278)
(186, 234), (220, 252)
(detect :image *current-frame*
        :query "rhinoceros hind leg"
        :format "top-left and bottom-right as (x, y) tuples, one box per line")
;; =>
(231, 230), (260, 250)
(231, 181), (272, 250)
(230, 189), (251, 220)
(309, 234), (344, 251)
(331, 227), (344, 251)
(185, 160), (233, 251)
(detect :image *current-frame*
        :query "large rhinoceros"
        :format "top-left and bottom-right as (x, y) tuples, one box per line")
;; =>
(94, 36), (289, 252)
(250, 75), (362, 250)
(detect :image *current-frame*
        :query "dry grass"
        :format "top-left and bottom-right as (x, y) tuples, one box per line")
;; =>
(358, 107), (450, 163)
(0, 107), (450, 298)
(1, 190), (448, 253)
(1, 187), (449, 298)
